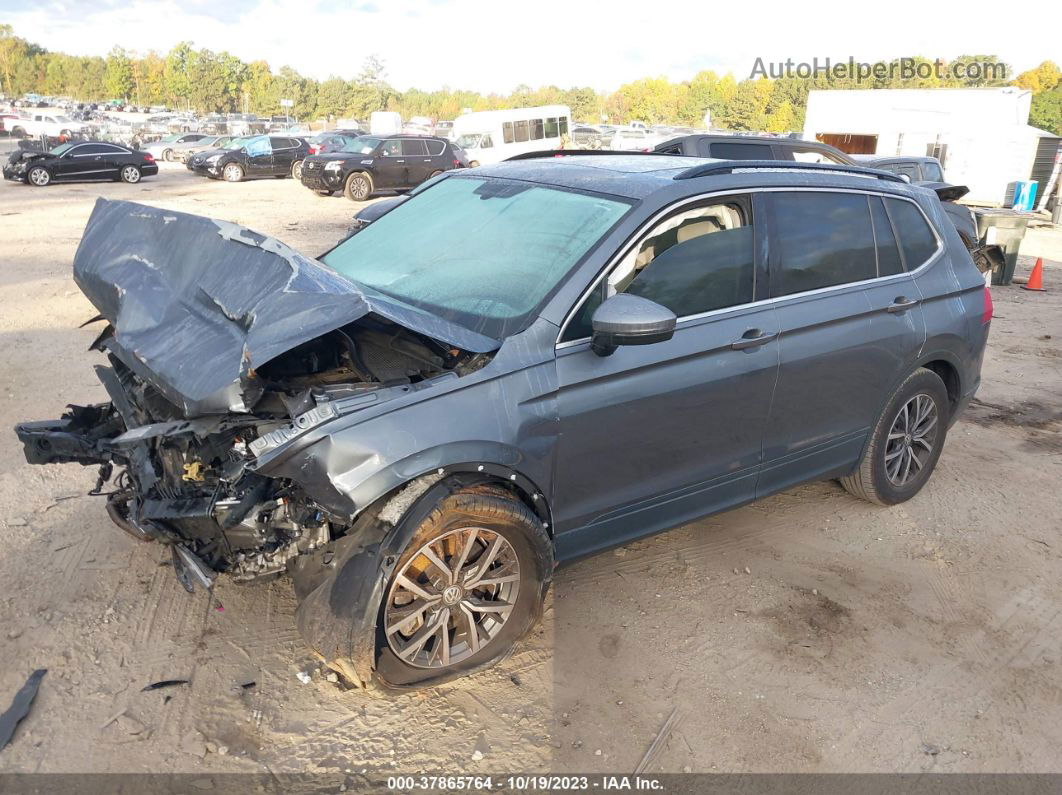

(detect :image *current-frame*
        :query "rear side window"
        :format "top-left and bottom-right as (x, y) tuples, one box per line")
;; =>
(885, 198), (938, 268)
(401, 139), (428, 156)
(770, 192), (876, 296)
(703, 141), (773, 159)
(869, 196), (904, 277)
(426, 140), (445, 156)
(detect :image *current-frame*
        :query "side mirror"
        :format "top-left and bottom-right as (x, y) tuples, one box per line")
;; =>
(898, 173), (912, 183)
(590, 293), (677, 357)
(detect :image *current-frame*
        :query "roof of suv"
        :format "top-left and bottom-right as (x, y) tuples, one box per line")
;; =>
(474, 153), (918, 201)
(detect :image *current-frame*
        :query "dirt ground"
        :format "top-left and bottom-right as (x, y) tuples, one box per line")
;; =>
(0, 158), (1060, 777)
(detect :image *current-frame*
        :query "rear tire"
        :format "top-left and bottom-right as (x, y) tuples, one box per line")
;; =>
(292, 160), (303, 180)
(840, 368), (949, 506)
(120, 165), (142, 184)
(11, 126), (26, 139)
(315, 189), (335, 196)
(372, 487), (552, 691)
(343, 171), (373, 201)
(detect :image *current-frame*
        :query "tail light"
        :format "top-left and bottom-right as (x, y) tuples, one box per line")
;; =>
(453, 158), (461, 168)
(142, 153), (155, 163)
(309, 145), (321, 155)
(982, 285), (993, 324)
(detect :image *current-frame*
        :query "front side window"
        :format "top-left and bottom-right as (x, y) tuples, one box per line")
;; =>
(559, 118), (569, 136)
(321, 176), (631, 340)
(564, 200), (755, 340)
(770, 192), (876, 297)
(244, 136), (271, 156)
(381, 139), (402, 156)
(886, 198), (938, 269)
(480, 135), (493, 148)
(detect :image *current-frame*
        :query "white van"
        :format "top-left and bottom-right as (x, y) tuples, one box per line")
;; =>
(370, 111), (402, 136)
(451, 105), (572, 166)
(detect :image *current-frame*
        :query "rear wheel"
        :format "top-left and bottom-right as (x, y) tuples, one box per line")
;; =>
(27, 166), (50, 186)
(373, 488), (552, 690)
(223, 162), (244, 182)
(468, 160), (480, 168)
(292, 160), (303, 180)
(840, 368), (949, 505)
(429, 169), (443, 178)
(10, 126), (26, 139)
(120, 165), (142, 184)
(343, 171), (373, 201)
(315, 189), (335, 196)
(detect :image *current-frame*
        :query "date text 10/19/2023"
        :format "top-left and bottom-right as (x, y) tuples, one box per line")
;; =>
(386, 775), (666, 791)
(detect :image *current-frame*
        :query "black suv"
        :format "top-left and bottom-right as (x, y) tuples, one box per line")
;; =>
(655, 134), (855, 165)
(188, 134), (310, 182)
(300, 134), (465, 201)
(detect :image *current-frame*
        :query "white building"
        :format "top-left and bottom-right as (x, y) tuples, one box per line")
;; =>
(802, 88), (1060, 205)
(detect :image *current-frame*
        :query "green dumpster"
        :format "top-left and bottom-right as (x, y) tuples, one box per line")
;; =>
(971, 208), (1030, 286)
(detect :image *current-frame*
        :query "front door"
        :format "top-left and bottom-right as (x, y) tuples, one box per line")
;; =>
(552, 195), (778, 561)
(757, 190), (927, 495)
(375, 139), (406, 188)
(243, 136), (273, 177)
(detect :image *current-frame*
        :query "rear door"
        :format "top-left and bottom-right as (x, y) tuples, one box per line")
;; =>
(268, 137), (297, 175)
(553, 194), (779, 558)
(757, 189), (926, 496)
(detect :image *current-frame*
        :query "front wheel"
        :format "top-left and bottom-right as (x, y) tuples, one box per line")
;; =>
(223, 163), (244, 182)
(315, 189), (335, 196)
(343, 171), (373, 201)
(27, 166), (51, 186)
(373, 488), (552, 690)
(840, 368), (949, 505)
(162, 148), (173, 162)
(120, 165), (142, 184)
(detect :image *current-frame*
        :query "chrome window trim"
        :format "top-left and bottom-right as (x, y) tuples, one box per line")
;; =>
(555, 185), (943, 349)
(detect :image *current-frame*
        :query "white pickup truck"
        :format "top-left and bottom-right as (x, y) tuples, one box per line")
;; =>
(7, 112), (88, 139)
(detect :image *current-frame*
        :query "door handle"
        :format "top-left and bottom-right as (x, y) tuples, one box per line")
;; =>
(886, 297), (920, 314)
(730, 329), (778, 350)
(395, 159), (405, 163)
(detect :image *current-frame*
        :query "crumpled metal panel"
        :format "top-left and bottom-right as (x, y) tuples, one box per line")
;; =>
(73, 199), (499, 414)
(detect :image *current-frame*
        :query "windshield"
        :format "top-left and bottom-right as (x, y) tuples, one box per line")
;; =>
(223, 137), (251, 149)
(454, 134), (483, 149)
(339, 136), (381, 154)
(160, 134), (180, 143)
(321, 176), (631, 339)
(50, 143), (75, 155)
(53, 115), (71, 123)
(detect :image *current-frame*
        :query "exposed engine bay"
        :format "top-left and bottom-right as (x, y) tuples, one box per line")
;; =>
(18, 318), (491, 586)
(14, 198), (498, 589)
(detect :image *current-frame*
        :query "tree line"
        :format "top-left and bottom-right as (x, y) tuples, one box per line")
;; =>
(0, 25), (1058, 135)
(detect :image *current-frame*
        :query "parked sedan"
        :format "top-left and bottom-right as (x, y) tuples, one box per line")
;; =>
(143, 133), (212, 162)
(299, 134), (464, 200)
(178, 135), (235, 163)
(3, 140), (158, 186)
(188, 135), (310, 182)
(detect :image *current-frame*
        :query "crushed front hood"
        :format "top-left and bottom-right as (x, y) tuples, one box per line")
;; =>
(74, 199), (499, 415)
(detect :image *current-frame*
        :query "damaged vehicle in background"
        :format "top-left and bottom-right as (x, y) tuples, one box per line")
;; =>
(3, 140), (158, 186)
(16, 155), (990, 691)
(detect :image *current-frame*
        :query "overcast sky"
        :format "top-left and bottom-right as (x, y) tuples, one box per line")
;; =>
(5, 0), (1060, 93)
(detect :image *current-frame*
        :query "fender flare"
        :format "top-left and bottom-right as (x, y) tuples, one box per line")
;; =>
(292, 472), (540, 686)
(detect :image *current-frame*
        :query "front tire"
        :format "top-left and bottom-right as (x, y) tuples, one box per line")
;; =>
(27, 166), (50, 186)
(373, 488), (552, 690)
(162, 148), (173, 162)
(343, 171), (373, 201)
(223, 163), (244, 182)
(840, 368), (949, 505)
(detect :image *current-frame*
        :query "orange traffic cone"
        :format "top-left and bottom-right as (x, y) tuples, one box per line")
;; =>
(1021, 258), (1046, 291)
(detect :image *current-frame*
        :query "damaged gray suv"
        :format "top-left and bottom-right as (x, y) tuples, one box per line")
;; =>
(16, 154), (991, 690)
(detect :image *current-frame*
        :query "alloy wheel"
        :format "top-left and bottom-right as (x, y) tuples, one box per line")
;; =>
(121, 166), (140, 183)
(350, 176), (369, 200)
(384, 527), (520, 669)
(28, 167), (50, 186)
(224, 164), (242, 182)
(884, 393), (938, 486)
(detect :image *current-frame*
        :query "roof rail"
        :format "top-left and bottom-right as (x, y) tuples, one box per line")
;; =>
(673, 160), (907, 183)
(504, 149), (670, 162)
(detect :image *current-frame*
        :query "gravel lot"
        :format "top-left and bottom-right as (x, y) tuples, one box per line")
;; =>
(0, 161), (1060, 776)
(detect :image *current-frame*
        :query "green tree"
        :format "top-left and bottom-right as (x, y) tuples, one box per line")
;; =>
(1014, 60), (1061, 93)
(104, 46), (134, 101)
(316, 76), (351, 118)
(1029, 84), (1062, 135)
